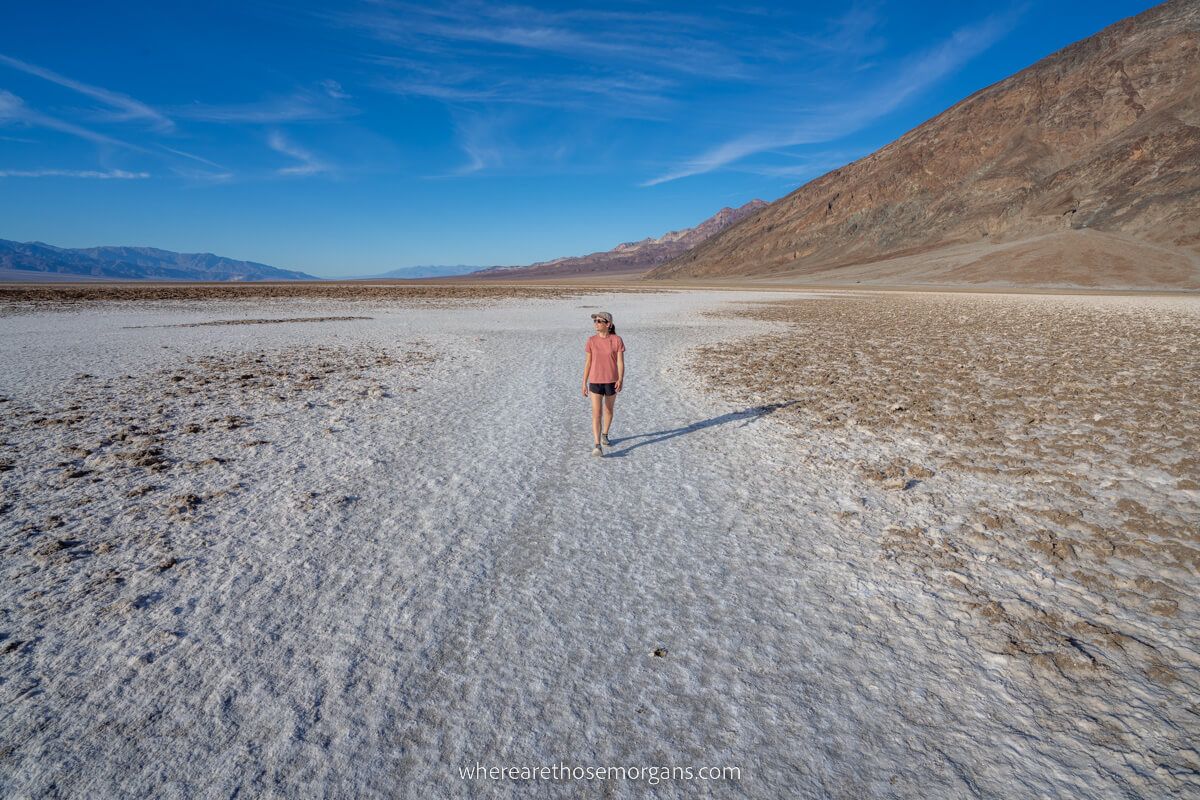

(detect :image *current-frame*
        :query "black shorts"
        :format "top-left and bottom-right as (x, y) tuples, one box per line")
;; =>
(588, 382), (616, 395)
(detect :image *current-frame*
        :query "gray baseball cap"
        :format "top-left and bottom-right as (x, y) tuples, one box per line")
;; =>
(591, 311), (613, 323)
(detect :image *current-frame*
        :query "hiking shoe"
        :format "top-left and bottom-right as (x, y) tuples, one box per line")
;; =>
(601, 433), (612, 447)
(591, 444), (603, 457)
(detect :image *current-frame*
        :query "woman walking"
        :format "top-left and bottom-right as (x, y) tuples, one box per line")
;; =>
(582, 311), (625, 457)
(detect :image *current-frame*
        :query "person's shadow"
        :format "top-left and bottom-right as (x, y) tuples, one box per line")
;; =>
(604, 400), (799, 458)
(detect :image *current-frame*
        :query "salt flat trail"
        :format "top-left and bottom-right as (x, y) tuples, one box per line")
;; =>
(1, 290), (1144, 799)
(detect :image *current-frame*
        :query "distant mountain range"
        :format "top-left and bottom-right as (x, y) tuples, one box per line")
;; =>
(650, 0), (1200, 287)
(467, 200), (768, 279)
(349, 264), (483, 280)
(0, 239), (318, 281)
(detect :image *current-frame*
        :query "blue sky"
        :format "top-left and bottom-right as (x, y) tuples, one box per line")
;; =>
(0, 0), (1161, 277)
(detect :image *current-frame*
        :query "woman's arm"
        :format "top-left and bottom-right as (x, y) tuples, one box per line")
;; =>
(582, 353), (592, 397)
(615, 351), (625, 392)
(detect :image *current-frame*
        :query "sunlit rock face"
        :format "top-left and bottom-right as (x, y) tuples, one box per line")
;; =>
(650, 0), (1200, 284)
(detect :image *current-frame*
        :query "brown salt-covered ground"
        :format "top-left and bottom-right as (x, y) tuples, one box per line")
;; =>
(692, 291), (1200, 786)
(0, 282), (659, 317)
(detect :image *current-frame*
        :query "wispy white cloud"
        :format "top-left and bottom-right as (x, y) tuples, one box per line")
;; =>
(159, 145), (226, 170)
(0, 52), (174, 132)
(267, 130), (330, 176)
(321, 79), (350, 99)
(643, 133), (791, 187)
(642, 7), (1023, 186)
(0, 168), (150, 178)
(173, 87), (355, 124)
(444, 111), (508, 176)
(0, 89), (139, 149)
(375, 65), (675, 119)
(168, 166), (235, 184)
(453, 146), (495, 176)
(335, 2), (752, 80)
(159, 146), (234, 183)
(435, 108), (584, 178)
(788, 3), (886, 57)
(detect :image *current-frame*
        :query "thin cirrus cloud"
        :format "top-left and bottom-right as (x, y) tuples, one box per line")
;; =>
(453, 137), (502, 176)
(375, 67), (676, 119)
(320, 79), (351, 100)
(159, 145), (227, 170)
(159, 145), (234, 183)
(445, 111), (512, 176)
(787, 5), (887, 57)
(335, 3), (746, 172)
(267, 130), (330, 176)
(338, 1), (1004, 182)
(168, 166), (235, 184)
(440, 107), (584, 178)
(0, 52), (174, 132)
(0, 54), (239, 180)
(0, 50), (349, 183)
(0, 94), (233, 182)
(0, 168), (149, 178)
(333, 2), (753, 81)
(171, 89), (355, 124)
(0, 89), (139, 149)
(642, 6), (1024, 186)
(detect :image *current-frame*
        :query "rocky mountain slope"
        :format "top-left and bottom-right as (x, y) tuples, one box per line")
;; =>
(470, 200), (767, 279)
(648, 0), (1200, 286)
(0, 240), (318, 281)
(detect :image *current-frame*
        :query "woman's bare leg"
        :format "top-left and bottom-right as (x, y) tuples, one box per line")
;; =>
(602, 393), (616, 435)
(590, 391), (604, 445)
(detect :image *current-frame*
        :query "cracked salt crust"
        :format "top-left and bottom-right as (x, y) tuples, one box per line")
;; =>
(1, 289), (1196, 798)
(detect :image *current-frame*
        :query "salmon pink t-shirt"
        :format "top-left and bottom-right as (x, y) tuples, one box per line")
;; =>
(585, 334), (625, 383)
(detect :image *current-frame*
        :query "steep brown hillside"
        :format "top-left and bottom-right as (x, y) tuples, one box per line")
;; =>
(649, 0), (1200, 285)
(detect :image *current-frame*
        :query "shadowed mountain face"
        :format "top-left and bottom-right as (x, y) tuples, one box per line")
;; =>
(469, 200), (768, 279)
(0, 240), (318, 281)
(649, 0), (1200, 283)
